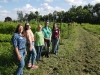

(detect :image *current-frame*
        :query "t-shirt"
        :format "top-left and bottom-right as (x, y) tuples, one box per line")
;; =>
(42, 27), (51, 38)
(35, 31), (44, 46)
(52, 28), (60, 39)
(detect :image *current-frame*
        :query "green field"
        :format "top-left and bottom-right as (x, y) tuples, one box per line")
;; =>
(0, 22), (100, 75)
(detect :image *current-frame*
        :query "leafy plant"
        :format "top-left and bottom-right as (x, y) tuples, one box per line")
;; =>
(0, 34), (12, 42)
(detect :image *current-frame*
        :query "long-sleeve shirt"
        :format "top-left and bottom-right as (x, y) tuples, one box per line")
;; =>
(12, 33), (26, 50)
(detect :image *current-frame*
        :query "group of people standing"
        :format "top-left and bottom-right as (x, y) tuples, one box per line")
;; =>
(11, 21), (60, 75)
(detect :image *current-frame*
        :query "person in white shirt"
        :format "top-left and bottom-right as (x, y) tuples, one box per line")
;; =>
(24, 23), (38, 69)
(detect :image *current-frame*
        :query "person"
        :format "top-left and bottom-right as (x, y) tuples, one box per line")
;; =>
(24, 22), (38, 69)
(42, 21), (51, 57)
(51, 23), (60, 55)
(34, 25), (44, 62)
(12, 24), (27, 75)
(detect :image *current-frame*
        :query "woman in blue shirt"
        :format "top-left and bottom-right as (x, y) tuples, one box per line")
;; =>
(12, 24), (26, 75)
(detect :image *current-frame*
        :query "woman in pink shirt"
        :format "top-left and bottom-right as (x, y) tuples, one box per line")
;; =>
(24, 23), (38, 69)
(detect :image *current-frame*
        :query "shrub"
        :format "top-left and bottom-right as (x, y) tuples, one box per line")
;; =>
(0, 34), (12, 42)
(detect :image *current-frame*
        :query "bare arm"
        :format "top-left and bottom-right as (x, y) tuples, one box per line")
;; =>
(26, 31), (33, 51)
(14, 47), (22, 60)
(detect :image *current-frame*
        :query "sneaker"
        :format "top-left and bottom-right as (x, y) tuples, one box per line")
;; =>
(31, 65), (38, 69)
(28, 63), (32, 68)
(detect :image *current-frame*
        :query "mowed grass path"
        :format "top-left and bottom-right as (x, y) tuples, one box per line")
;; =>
(71, 25), (100, 75)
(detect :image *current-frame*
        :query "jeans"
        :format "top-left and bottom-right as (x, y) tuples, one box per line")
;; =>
(27, 42), (37, 65)
(44, 39), (51, 52)
(35, 46), (43, 61)
(15, 49), (26, 75)
(52, 38), (59, 54)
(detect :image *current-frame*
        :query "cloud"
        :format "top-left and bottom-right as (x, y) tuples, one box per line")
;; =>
(91, 0), (100, 5)
(0, 10), (11, 21)
(44, 0), (53, 3)
(12, 0), (19, 2)
(0, 0), (8, 3)
(0, 3), (65, 21)
(14, 3), (65, 15)
(0, 10), (11, 15)
(0, 5), (2, 8)
(41, 3), (53, 11)
(0, 0), (19, 3)
(40, 3), (65, 15)
(65, 0), (87, 6)
(14, 4), (37, 14)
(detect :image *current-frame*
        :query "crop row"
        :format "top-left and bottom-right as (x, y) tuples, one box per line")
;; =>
(0, 22), (69, 42)
(0, 34), (12, 42)
(81, 23), (100, 35)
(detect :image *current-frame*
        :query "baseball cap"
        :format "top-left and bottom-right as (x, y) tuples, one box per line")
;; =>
(45, 21), (49, 24)
(25, 23), (30, 26)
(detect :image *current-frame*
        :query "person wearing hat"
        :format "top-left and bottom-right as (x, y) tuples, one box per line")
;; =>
(42, 21), (51, 57)
(24, 23), (38, 69)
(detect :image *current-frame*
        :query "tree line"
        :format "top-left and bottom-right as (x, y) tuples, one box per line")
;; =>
(5, 3), (100, 24)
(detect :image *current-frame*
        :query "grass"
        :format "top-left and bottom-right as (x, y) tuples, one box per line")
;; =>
(0, 23), (100, 75)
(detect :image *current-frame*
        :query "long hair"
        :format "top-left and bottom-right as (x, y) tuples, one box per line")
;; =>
(52, 22), (56, 30)
(14, 24), (25, 36)
(24, 22), (29, 31)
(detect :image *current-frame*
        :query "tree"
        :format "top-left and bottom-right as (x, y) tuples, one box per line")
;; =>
(28, 11), (35, 21)
(53, 10), (58, 21)
(43, 15), (48, 22)
(83, 4), (93, 23)
(76, 8), (83, 24)
(17, 11), (23, 22)
(93, 3), (100, 24)
(35, 11), (39, 24)
(48, 13), (52, 22)
(4, 16), (12, 22)
(23, 13), (29, 22)
(21, 3), (100, 24)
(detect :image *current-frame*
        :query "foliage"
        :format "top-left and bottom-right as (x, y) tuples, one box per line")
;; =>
(81, 23), (100, 35)
(4, 16), (12, 22)
(0, 34), (12, 42)
(17, 11), (24, 22)
(12, 3), (100, 24)
(1, 22), (100, 75)
(0, 42), (16, 75)
(0, 22), (69, 75)
(0, 22), (16, 34)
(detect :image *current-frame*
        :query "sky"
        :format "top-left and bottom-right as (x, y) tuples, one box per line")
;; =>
(0, 0), (100, 21)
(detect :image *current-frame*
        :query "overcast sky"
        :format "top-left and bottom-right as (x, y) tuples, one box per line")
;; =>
(0, 0), (100, 21)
